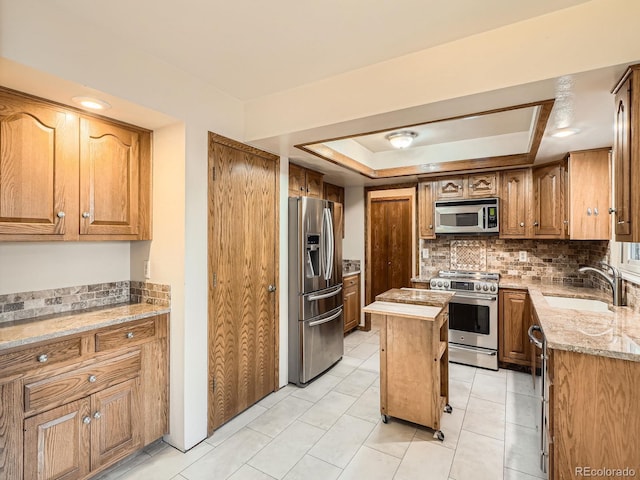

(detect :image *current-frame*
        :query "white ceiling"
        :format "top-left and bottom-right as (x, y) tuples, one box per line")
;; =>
(47, 0), (589, 101)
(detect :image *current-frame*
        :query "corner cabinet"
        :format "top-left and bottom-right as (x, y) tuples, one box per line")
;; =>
(418, 181), (436, 239)
(612, 64), (640, 241)
(0, 87), (152, 242)
(0, 314), (169, 480)
(343, 274), (360, 333)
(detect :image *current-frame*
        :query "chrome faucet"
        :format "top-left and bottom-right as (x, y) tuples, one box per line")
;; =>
(578, 262), (624, 306)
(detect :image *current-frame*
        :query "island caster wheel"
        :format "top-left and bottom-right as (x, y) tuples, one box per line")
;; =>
(444, 404), (453, 414)
(382, 414), (389, 424)
(434, 430), (445, 441)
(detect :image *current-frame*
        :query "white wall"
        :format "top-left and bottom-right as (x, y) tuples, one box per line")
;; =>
(0, 242), (130, 294)
(344, 186), (365, 324)
(1, 0), (244, 451)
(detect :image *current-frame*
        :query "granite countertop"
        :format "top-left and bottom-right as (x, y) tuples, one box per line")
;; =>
(375, 288), (454, 307)
(343, 270), (360, 277)
(0, 302), (170, 351)
(363, 301), (443, 321)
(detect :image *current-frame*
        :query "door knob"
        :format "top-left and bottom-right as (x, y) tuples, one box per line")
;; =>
(268, 285), (277, 292)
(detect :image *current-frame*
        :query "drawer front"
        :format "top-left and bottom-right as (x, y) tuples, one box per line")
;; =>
(24, 350), (141, 414)
(95, 319), (156, 352)
(0, 337), (82, 378)
(343, 276), (358, 288)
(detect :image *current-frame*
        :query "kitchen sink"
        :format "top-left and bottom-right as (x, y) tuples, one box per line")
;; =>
(542, 295), (610, 313)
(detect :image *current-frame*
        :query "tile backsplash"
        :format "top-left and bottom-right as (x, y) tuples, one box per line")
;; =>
(419, 237), (610, 287)
(0, 281), (170, 324)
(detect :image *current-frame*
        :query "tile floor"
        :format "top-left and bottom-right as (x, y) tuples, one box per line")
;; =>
(97, 322), (546, 480)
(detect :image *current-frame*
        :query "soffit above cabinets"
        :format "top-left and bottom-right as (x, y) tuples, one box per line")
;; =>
(297, 100), (553, 180)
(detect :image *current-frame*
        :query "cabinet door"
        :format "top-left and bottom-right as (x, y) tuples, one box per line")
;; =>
(90, 379), (141, 470)
(343, 285), (358, 333)
(79, 117), (139, 236)
(533, 163), (566, 238)
(0, 93), (78, 237)
(499, 290), (530, 365)
(24, 398), (91, 480)
(613, 76), (632, 240)
(467, 173), (497, 198)
(418, 181), (435, 239)
(305, 170), (324, 198)
(288, 163), (306, 197)
(323, 182), (345, 238)
(568, 150), (611, 240)
(435, 176), (465, 199)
(500, 169), (530, 238)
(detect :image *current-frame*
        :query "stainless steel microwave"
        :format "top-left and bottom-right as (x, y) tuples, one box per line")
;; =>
(434, 198), (499, 234)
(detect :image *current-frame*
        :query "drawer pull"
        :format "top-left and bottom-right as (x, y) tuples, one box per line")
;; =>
(83, 416), (91, 425)
(126, 332), (134, 339)
(88, 375), (97, 383)
(93, 411), (101, 419)
(37, 354), (48, 363)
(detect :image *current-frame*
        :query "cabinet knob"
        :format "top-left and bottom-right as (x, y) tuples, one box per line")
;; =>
(593, 208), (599, 216)
(428, 224), (433, 229)
(88, 375), (97, 383)
(533, 221), (539, 227)
(93, 411), (102, 419)
(126, 332), (134, 339)
(519, 222), (525, 227)
(563, 220), (569, 225)
(83, 416), (92, 425)
(37, 354), (48, 363)
(587, 208), (592, 216)
(608, 207), (617, 214)
(268, 284), (277, 292)
(82, 212), (90, 218)
(57, 211), (65, 218)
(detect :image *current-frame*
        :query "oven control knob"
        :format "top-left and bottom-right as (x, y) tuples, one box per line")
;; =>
(489, 285), (496, 292)
(482, 284), (489, 291)
(437, 281), (443, 287)
(430, 279), (437, 288)
(475, 284), (481, 291)
(444, 281), (450, 288)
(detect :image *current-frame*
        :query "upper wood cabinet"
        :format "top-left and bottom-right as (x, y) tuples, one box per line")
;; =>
(323, 182), (345, 238)
(435, 172), (497, 200)
(418, 181), (436, 239)
(499, 169), (531, 238)
(288, 163), (323, 198)
(567, 148), (611, 240)
(0, 88), (152, 242)
(532, 162), (567, 239)
(612, 64), (640, 241)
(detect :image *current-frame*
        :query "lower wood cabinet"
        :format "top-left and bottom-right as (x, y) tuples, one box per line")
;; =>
(499, 289), (533, 367)
(0, 314), (168, 480)
(343, 274), (360, 333)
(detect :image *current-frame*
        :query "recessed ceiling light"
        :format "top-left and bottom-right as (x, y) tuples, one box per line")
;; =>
(551, 128), (580, 138)
(72, 96), (111, 110)
(385, 131), (418, 149)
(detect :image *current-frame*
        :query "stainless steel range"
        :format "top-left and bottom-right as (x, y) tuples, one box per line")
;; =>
(430, 271), (499, 370)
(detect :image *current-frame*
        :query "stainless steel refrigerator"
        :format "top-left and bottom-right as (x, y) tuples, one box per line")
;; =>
(288, 196), (343, 386)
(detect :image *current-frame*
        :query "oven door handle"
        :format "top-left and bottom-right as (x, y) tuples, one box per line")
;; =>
(449, 344), (497, 356)
(453, 293), (497, 301)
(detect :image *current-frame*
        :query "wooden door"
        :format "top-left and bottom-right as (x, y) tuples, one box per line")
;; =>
(418, 181), (435, 239)
(500, 169), (530, 238)
(79, 117), (139, 236)
(613, 76), (632, 240)
(208, 134), (278, 433)
(435, 176), (465, 199)
(499, 290), (530, 365)
(467, 173), (497, 197)
(90, 379), (141, 471)
(533, 163), (566, 238)
(24, 398), (91, 480)
(568, 149), (611, 240)
(0, 92), (78, 237)
(370, 197), (412, 299)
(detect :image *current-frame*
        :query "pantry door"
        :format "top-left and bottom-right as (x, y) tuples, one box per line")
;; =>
(208, 133), (279, 433)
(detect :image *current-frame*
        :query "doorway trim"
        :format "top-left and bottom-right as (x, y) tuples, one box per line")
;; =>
(364, 186), (417, 330)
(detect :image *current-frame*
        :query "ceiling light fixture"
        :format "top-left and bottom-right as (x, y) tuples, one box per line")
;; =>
(551, 128), (580, 138)
(72, 96), (111, 110)
(386, 131), (418, 149)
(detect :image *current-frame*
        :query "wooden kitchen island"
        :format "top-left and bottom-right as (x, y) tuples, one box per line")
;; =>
(364, 288), (454, 440)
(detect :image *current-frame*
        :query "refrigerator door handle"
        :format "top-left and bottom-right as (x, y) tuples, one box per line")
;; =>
(308, 309), (342, 327)
(307, 286), (342, 301)
(323, 207), (334, 280)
